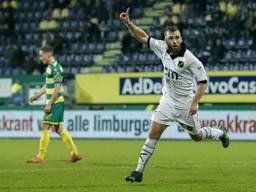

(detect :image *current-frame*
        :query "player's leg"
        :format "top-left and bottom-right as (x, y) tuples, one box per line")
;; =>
(27, 123), (51, 163)
(125, 121), (167, 182)
(196, 121), (229, 148)
(50, 102), (81, 162)
(136, 121), (167, 172)
(179, 112), (229, 148)
(189, 127), (229, 148)
(125, 110), (169, 183)
(54, 124), (82, 163)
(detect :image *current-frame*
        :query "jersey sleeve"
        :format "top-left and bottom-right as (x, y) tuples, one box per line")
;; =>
(148, 37), (166, 59)
(188, 54), (208, 83)
(52, 67), (63, 84)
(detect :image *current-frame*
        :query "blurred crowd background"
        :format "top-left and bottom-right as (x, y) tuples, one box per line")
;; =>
(1, 0), (256, 78)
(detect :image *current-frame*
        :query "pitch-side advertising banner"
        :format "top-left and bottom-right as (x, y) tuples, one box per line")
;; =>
(0, 78), (12, 97)
(0, 110), (255, 140)
(75, 71), (256, 103)
(75, 73), (162, 103)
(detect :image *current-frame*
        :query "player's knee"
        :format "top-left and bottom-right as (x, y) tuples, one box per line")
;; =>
(148, 133), (160, 140)
(190, 134), (202, 142)
(41, 123), (50, 130)
(56, 129), (63, 135)
(54, 125), (63, 134)
(148, 121), (166, 139)
(192, 137), (201, 142)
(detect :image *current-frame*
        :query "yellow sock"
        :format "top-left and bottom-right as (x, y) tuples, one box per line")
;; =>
(60, 129), (79, 156)
(37, 130), (50, 159)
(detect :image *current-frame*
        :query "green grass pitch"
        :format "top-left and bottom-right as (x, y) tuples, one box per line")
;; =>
(0, 139), (255, 192)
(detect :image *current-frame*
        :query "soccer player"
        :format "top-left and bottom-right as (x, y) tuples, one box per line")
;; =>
(27, 45), (82, 163)
(120, 8), (229, 182)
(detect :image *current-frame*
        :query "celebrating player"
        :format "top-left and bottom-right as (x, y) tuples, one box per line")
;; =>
(120, 8), (229, 182)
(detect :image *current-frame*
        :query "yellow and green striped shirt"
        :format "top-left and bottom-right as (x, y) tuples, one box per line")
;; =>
(45, 60), (64, 104)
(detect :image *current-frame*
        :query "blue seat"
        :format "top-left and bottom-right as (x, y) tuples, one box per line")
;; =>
(25, 33), (33, 41)
(66, 32), (74, 40)
(132, 7), (144, 18)
(62, 20), (69, 28)
(74, 32), (81, 39)
(81, 43), (88, 51)
(42, 10), (51, 18)
(21, 22), (29, 30)
(34, 11), (42, 20)
(71, 20), (80, 28)
(39, 1), (46, 9)
(66, 54), (74, 63)
(27, 12), (33, 20)
(114, 55), (122, 63)
(15, 23), (21, 31)
(75, 54), (83, 63)
(78, 21), (85, 28)
(58, 54), (66, 63)
(82, 54), (93, 63)
(30, 22), (37, 30)
(19, 12), (26, 21)
(88, 43), (96, 52)
(96, 42), (105, 51)
(152, 17), (160, 26)
(71, 42), (80, 51)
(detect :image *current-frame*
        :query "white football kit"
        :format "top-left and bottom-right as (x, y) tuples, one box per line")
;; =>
(149, 37), (208, 134)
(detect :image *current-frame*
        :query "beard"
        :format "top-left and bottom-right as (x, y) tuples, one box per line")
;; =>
(167, 44), (181, 55)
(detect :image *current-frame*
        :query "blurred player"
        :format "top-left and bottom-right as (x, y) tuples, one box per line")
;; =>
(27, 45), (82, 163)
(120, 8), (229, 182)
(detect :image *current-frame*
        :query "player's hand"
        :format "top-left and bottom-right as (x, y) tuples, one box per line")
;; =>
(120, 7), (130, 24)
(44, 104), (52, 112)
(29, 95), (38, 103)
(188, 102), (197, 116)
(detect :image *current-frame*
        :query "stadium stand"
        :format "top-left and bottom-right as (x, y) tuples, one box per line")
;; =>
(0, 0), (256, 77)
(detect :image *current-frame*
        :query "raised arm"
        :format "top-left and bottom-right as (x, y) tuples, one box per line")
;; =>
(120, 8), (149, 44)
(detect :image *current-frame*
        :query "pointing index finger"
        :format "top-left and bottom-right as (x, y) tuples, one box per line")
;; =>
(126, 7), (130, 14)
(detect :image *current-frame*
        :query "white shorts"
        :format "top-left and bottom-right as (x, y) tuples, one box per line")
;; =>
(151, 109), (201, 135)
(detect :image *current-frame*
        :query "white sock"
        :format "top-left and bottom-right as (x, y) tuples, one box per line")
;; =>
(136, 138), (157, 173)
(200, 127), (224, 140)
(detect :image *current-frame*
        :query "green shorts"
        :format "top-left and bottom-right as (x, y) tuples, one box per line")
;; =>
(42, 102), (64, 125)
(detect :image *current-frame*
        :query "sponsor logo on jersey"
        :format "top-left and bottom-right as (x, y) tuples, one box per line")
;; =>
(120, 77), (163, 95)
(177, 61), (184, 68)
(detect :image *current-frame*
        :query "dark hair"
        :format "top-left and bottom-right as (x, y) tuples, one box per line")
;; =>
(164, 26), (181, 36)
(40, 45), (54, 53)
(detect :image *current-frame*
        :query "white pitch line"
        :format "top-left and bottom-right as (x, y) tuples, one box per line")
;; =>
(0, 165), (132, 174)
(0, 160), (255, 174)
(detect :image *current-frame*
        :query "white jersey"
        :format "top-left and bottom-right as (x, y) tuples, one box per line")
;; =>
(149, 37), (208, 116)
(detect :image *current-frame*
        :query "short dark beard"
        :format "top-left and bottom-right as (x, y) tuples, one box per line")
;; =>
(168, 45), (182, 55)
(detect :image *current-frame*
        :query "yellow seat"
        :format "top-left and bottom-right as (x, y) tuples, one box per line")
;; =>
(48, 19), (57, 29)
(205, 14), (212, 22)
(172, 3), (181, 14)
(227, 2), (238, 16)
(61, 8), (69, 18)
(219, 1), (226, 12)
(39, 20), (48, 30)
(52, 8), (61, 18)
(2, 1), (8, 8)
(11, 0), (17, 9)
